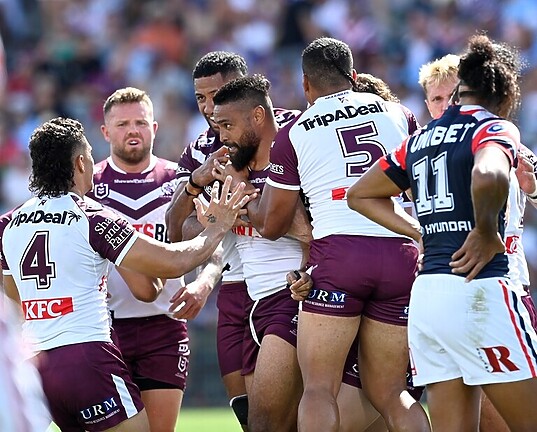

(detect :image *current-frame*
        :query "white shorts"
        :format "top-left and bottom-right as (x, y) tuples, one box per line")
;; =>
(409, 274), (537, 387)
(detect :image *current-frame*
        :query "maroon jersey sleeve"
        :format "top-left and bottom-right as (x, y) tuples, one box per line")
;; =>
(399, 103), (420, 135)
(268, 117), (302, 188)
(176, 129), (218, 181)
(83, 203), (137, 264)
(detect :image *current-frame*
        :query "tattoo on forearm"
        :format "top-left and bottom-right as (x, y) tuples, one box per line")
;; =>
(206, 214), (216, 224)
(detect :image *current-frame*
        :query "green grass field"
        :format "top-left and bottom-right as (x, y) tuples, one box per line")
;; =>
(48, 408), (241, 432)
(177, 408), (241, 432)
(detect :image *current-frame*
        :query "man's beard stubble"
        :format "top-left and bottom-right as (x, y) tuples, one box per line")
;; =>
(229, 130), (260, 171)
(114, 144), (151, 166)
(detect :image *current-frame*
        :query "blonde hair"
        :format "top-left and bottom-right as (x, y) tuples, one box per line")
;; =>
(418, 54), (460, 96)
(103, 87), (153, 116)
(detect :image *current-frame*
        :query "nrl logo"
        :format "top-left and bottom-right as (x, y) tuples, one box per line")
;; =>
(161, 179), (179, 196)
(93, 183), (109, 199)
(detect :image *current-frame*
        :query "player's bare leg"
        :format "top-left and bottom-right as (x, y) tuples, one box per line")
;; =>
(337, 383), (386, 432)
(223, 371), (248, 431)
(103, 409), (149, 432)
(358, 317), (430, 432)
(297, 312), (359, 432)
(427, 378), (481, 432)
(483, 378), (537, 431)
(141, 389), (182, 432)
(247, 334), (302, 432)
(479, 391), (509, 432)
(427, 378), (480, 432)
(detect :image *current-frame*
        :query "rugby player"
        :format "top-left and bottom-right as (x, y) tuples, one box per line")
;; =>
(419, 52), (537, 432)
(0, 117), (251, 431)
(349, 34), (537, 431)
(87, 87), (223, 432)
(211, 74), (308, 432)
(234, 38), (431, 432)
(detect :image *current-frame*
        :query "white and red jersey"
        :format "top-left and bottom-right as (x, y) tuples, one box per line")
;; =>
(88, 156), (183, 319)
(267, 90), (416, 240)
(506, 171), (530, 286)
(232, 167), (303, 300)
(0, 193), (138, 352)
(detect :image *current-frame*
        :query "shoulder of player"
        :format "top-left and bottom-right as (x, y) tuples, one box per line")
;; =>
(92, 158), (110, 178)
(189, 128), (221, 152)
(76, 195), (104, 214)
(473, 116), (520, 140)
(78, 195), (129, 226)
(0, 205), (18, 235)
(273, 107), (302, 126)
(154, 157), (178, 173)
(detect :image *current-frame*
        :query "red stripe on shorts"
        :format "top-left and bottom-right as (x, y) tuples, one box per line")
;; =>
(500, 279), (537, 377)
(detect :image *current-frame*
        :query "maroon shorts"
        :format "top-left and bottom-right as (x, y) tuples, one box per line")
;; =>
(342, 336), (424, 400)
(37, 341), (144, 432)
(522, 287), (537, 331)
(216, 281), (249, 377)
(304, 235), (418, 325)
(242, 289), (299, 376)
(112, 315), (189, 391)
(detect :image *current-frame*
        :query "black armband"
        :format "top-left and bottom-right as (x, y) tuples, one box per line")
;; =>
(189, 174), (203, 190)
(184, 186), (200, 197)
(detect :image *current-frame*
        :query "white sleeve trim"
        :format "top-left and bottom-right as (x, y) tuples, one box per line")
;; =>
(265, 177), (301, 191)
(113, 233), (139, 266)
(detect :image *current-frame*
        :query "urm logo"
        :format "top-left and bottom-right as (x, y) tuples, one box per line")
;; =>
(80, 397), (118, 420)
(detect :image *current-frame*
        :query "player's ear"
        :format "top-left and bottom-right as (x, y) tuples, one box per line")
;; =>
(253, 105), (265, 125)
(100, 124), (109, 141)
(302, 73), (309, 94)
(74, 154), (85, 173)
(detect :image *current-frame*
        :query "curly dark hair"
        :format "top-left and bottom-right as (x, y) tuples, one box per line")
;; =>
(302, 37), (357, 91)
(354, 73), (399, 102)
(213, 74), (271, 110)
(192, 51), (248, 80)
(458, 34), (522, 119)
(29, 117), (87, 198)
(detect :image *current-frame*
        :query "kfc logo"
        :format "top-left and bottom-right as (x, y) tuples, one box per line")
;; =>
(22, 297), (74, 320)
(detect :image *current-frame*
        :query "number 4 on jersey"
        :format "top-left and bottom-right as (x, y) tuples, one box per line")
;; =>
(20, 231), (56, 289)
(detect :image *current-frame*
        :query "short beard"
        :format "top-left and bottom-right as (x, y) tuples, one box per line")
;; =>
(229, 130), (259, 171)
(114, 145), (151, 166)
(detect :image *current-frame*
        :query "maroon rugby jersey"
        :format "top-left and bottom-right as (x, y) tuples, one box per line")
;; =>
(88, 155), (182, 318)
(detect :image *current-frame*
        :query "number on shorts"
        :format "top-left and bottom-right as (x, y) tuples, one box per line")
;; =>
(336, 121), (387, 177)
(20, 231), (56, 289)
(412, 152), (454, 216)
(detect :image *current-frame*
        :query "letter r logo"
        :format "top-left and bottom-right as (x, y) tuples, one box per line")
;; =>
(480, 346), (520, 373)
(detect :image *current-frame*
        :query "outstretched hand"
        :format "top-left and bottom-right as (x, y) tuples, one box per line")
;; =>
(194, 175), (256, 233)
(449, 229), (505, 282)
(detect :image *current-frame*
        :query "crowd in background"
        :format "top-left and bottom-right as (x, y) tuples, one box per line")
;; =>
(1, 0), (537, 300)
